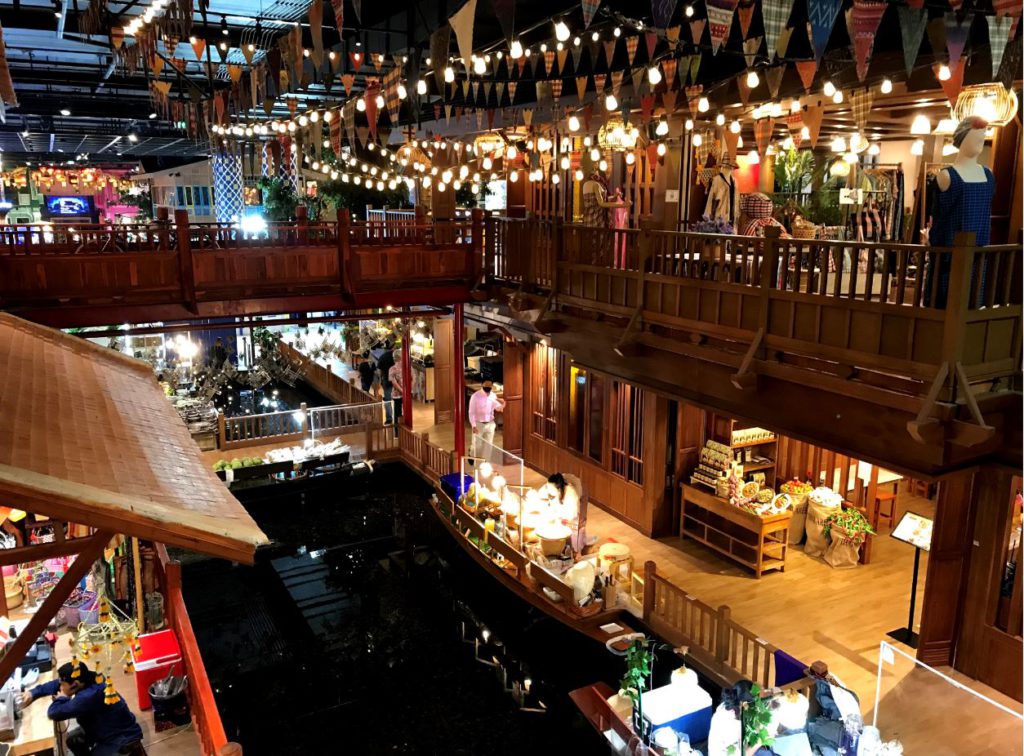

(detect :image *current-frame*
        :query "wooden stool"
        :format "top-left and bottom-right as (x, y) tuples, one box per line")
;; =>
(875, 490), (898, 530)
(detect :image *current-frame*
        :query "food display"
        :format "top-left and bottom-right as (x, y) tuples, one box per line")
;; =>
(212, 456), (265, 471)
(692, 440), (733, 489)
(780, 479), (813, 496)
(730, 427), (775, 446)
(265, 437), (351, 464)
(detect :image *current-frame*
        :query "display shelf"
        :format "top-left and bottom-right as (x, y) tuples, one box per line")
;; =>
(742, 461), (777, 472)
(730, 438), (777, 450)
(680, 484), (791, 578)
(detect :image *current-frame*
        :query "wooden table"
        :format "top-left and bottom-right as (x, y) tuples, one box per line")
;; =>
(680, 485), (792, 578)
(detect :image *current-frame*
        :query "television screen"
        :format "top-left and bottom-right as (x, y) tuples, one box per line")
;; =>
(43, 195), (93, 217)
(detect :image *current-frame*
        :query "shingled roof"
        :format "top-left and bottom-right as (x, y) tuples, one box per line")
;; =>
(0, 314), (268, 563)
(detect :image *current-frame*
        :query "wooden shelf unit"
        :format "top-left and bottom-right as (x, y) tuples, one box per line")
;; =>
(680, 485), (792, 578)
(710, 416), (779, 489)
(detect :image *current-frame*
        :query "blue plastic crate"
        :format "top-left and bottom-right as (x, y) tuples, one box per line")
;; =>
(440, 472), (472, 502)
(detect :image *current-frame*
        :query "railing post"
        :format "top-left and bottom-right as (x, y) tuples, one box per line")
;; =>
(715, 604), (731, 668)
(760, 226), (781, 290)
(642, 560), (656, 621)
(295, 203), (309, 244)
(471, 207), (485, 286)
(940, 231), (977, 402)
(174, 209), (198, 313)
(415, 205), (428, 244)
(453, 303), (466, 461)
(337, 208), (354, 302)
(217, 412), (226, 450)
(299, 402), (309, 436)
(156, 206), (170, 252)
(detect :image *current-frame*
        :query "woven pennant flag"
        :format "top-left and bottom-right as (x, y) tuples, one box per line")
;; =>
(690, 19), (706, 45)
(722, 128), (739, 164)
(611, 70), (624, 97)
(626, 36), (639, 65)
(341, 74), (354, 95)
(777, 25), (794, 57)
(661, 58), (678, 88)
(685, 84), (703, 113)
(330, 0), (343, 28)
(349, 51), (363, 72)
(365, 80), (380, 140)
(785, 113), (804, 143)
(449, 0), (478, 76)
(897, 6), (927, 77)
(329, 115), (341, 154)
(523, 108), (533, 127)
(632, 68), (644, 95)
(430, 26), (450, 90)
(495, 81), (505, 104)
(765, 65), (785, 97)
(190, 36), (206, 61)
(662, 90), (677, 114)
(492, 0), (515, 41)
(551, 80), (563, 99)
(850, 89), (873, 132)
(689, 54), (701, 83)
(645, 31), (659, 59)
(471, 80), (480, 104)
(462, 80), (471, 99)
(667, 25), (682, 43)
(807, 0), (842, 62)
(926, 18), (946, 66)
(802, 105), (823, 147)
(241, 45), (255, 65)
(604, 40), (617, 69)
(934, 59), (965, 106)
(849, 0), (886, 81)
(737, 1), (755, 38)
(372, 53), (384, 72)
(557, 48), (568, 74)
(707, 0), (740, 55)
(761, 0), (794, 62)
(582, 0), (601, 28)
(508, 81), (517, 102)
(594, 73), (606, 97)
(576, 75), (589, 101)
(944, 12), (970, 69)
(652, 0), (679, 29)
(309, 0), (324, 67)
(227, 64), (242, 82)
(795, 60), (817, 91)
(571, 44), (583, 72)
(640, 93), (656, 123)
(544, 50), (555, 76)
(988, 14), (1015, 78)
(743, 36), (761, 67)
(737, 77), (752, 104)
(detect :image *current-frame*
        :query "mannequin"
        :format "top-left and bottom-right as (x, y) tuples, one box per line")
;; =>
(704, 157), (741, 227)
(926, 116), (994, 307)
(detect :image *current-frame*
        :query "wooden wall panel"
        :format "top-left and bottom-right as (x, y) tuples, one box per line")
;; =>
(501, 342), (526, 456)
(433, 317), (454, 425)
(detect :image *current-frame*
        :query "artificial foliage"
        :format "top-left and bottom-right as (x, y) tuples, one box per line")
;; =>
(117, 187), (154, 220)
(619, 638), (653, 710)
(316, 179), (409, 220)
(741, 684), (777, 751)
(823, 507), (876, 545)
(257, 176), (300, 221)
(692, 214), (735, 235)
(773, 146), (815, 195)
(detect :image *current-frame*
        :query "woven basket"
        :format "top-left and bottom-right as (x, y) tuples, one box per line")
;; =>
(792, 222), (818, 240)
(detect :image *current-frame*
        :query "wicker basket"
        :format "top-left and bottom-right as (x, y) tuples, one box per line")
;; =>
(792, 219), (819, 240)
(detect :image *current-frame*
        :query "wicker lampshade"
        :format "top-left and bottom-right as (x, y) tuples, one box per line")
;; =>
(952, 84), (1019, 127)
(597, 116), (640, 151)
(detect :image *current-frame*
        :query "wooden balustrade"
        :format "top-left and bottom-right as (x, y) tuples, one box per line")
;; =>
(398, 424), (455, 481)
(277, 340), (376, 405)
(218, 405), (308, 451)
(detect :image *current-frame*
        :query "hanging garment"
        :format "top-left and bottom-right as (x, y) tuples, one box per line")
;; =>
(704, 171), (739, 225)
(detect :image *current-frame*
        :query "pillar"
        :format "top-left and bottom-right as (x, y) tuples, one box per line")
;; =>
(401, 322), (413, 428)
(211, 153), (245, 224)
(453, 303), (466, 460)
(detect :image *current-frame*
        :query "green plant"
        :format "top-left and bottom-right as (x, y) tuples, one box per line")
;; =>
(619, 638), (653, 710)
(257, 176), (299, 221)
(773, 147), (815, 195)
(316, 178), (408, 220)
(824, 507), (876, 545)
(117, 187), (154, 220)
(741, 684), (776, 751)
(250, 325), (279, 354)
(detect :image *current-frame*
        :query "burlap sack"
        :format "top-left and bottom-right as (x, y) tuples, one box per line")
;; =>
(824, 525), (862, 569)
(788, 492), (809, 545)
(805, 499), (840, 557)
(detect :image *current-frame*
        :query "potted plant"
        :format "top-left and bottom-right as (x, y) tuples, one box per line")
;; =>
(619, 638), (654, 741)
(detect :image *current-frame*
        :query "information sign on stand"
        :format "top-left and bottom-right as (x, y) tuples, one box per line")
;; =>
(887, 511), (934, 649)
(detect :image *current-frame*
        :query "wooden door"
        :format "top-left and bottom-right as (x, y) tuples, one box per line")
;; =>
(433, 318), (454, 425)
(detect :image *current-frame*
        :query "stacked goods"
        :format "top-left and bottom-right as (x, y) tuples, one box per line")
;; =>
(824, 509), (875, 569)
(780, 479), (814, 545)
(805, 487), (843, 557)
(691, 440), (732, 489)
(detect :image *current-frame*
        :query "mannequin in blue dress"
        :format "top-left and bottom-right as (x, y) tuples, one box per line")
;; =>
(925, 116), (994, 307)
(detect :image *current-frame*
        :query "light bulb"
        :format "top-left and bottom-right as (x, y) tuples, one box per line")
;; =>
(598, 159), (608, 170)
(800, 126), (810, 139)
(911, 114), (931, 135)
(560, 156), (570, 170)
(573, 36), (581, 46)
(568, 115), (580, 132)
(729, 120), (741, 134)
(648, 66), (662, 85)
(590, 147), (601, 161)
(867, 143), (881, 156)
(685, 118), (694, 131)
(356, 97), (366, 112)
(574, 169), (584, 180)
(376, 94), (385, 108)
(509, 170), (519, 183)
(540, 43), (547, 53)
(625, 151), (635, 165)
(551, 173), (560, 184)
(482, 156), (493, 170)
(444, 66), (455, 83)
(831, 136), (847, 153)
(524, 47), (532, 57)
(583, 135), (592, 146)
(416, 79), (427, 95)
(656, 143), (667, 156)
(697, 97), (709, 113)
(437, 182), (447, 192)
(746, 71), (760, 88)
(505, 145), (518, 160)
(613, 26), (621, 37)
(605, 94), (618, 111)
(309, 111), (320, 123)
(298, 115), (308, 126)
(591, 31), (600, 42)
(474, 56), (486, 74)
(554, 20), (570, 42)
(832, 90), (844, 104)
(823, 81), (836, 97)
(747, 149), (760, 164)
(692, 133), (703, 146)
(938, 64), (951, 81)
(397, 84), (407, 99)
(910, 139), (924, 156)
(685, 4), (694, 17)
(880, 78), (893, 94)
(655, 119), (669, 136)
(323, 111), (333, 122)
(715, 113), (725, 126)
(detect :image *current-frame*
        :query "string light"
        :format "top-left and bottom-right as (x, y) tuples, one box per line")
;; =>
(574, 169), (584, 180)
(823, 81), (836, 97)
(590, 147), (601, 161)
(598, 158), (608, 170)
(568, 115), (580, 132)
(551, 173), (560, 184)
(624, 151), (635, 165)
(444, 66), (455, 82)
(648, 66), (662, 85)
(474, 56), (486, 74)
(375, 94), (385, 108)
(692, 133), (703, 146)
(656, 143), (667, 156)
(937, 64), (951, 81)
(685, 119), (694, 131)
(910, 139), (925, 156)
(397, 84), (407, 99)
(746, 71), (760, 88)
(697, 97), (709, 112)
(685, 5), (694, 17)
(880, 78), (893, 94)
(911, 114), (931, 135)
(715, 113), (725, 126)
(605, 93), (618, 111)
(554, 20), (570, 42)
(655, 118), (669, 136)
(356, 97), (366, 111)
(560, 156), (570, 170)
(509, 170), (519, 182)
(832, 90), (844, 104)
(417, 80), (427, 95)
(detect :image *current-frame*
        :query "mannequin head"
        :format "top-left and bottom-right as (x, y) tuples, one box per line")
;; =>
(952, 116), (988, 160)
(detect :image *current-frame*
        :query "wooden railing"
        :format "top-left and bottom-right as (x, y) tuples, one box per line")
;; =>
(398, 424), (455, 481)
(153, 544), (228, 756)
(277, 341), (376, 406)
(218, 405), (308, 451)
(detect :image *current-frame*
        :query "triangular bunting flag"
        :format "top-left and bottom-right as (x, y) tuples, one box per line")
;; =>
(849, 0), (886, 81)
(444, 103), (452, 123)
(571, 44), (583, 72)
(576, 75), (589, 101)
(472, 81), (480, 102)
(765, 65), (785, 98)
(723, 128), (739, 163)
(351, 0), (362, 21)
(582, 0), (601, 28)
(777, 26), (794, 57)
(523, 109), (533, 127)
(349, 51), (363, 72)
(761, 0), (795, 62)
(341, 74), (354, 94)
(988, 15), (1014, 79)
(652, 0), (679, 30)
(356, 125), (369, 148)
(604, 40), (616, 69)
(944, 12), (970, 69)
(626, 36), (639, 65)
(850, 89), (873, 132)
(462, 80), (471, 99)
(551, 79), (563, 99)
(934, 59), (965, 106)
(309, 0), (324, 67)
(689, 54), (701, 83)
(492, 0), (515, 41)
(737, 2), (755, 38)
(666, 25), (681, 43)
(611, 70), (624, 97)
(707, 0), (740, 55)
(897, 6), (928, 77)
(795, 60), (817, 91)
(430, 26), (450, 90)
(743, 36), (761, 67)
(544, 50), (556, 76)
(926, 18), (946, 66)
(449, 0), (478, 76)
(594, 73), (605, 97)
(241, 45), (255, 65)
(191, 37), (206, 62)
(557, 48), (568, 74)
(495, 81), (505, 104)
(662, 90), (677, 114)
(645, 31), (659, 59)
(372, 53), (384, 72)
(641, 94), (656, 123)
(803, 105), (823, 147)
(807, 0), (842, 62)
(785, 113), (804, 144)
(737, 77), (752, 104)
(508, 81), (517, 102)
(689, 19), (706, 45)
(632, 68), (645, 95)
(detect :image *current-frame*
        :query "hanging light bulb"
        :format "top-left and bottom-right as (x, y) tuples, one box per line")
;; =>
(583, 135), (592, 146)
(474, 56), (487, 75)
(746, 149), (760, 164)
(685, 5), (694, 17)
(605, 93), (618, 111)
(509, 169), (519, 182)
(554, 20), (571, 42)
(505, 144), (518, 160)
(509, 39), (523, 59)
(624, 151), (636, 165)
(560, 155), (570, 170)
(715, 113), (725, 126)
(298, 115), (308, 126)
(880, 78), (893, 95)
(832, 90), (844, 104)
(867, 142), (881, 156)
(309, 111), (320, 123)
(830, 136), (847, 153)
(648, 66), (662, 85)
(911, 114), (931, 135)
(397, 84), (407, 99)
(729, 120), (741, 134)
(655, 118), (669, 136)
(685, 118), (694, 131)
(613, 26), (621, 37)
(598, 158), (608, 170)
(323, 110), (333, 123)
(574, 169), (584, 180)
(823, 81), (836, 97)
(590, 147), (601, 161)
(568, 115), (581, 132)
(416, 79), (427, 95)
(482, 156), (493, 170)
(376, 94), (385, 108)
(574, 36), (581, 46)
(910, 139), (925, 156)
(692, 133), (703, 146)
(551, 173), (561, 184)
(444, 66), (455, 82)
(746, 70), (760, 88)
(591, 31), (600, 42)
(356, 97), (366, 112)
(938, 64), (951, 81)
(697, 97), (709, 113)
(656, 142), (667, 156)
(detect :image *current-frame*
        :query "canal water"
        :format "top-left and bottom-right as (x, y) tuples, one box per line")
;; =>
(179, 463), (625, 755)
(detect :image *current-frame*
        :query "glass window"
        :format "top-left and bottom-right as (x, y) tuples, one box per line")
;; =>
(176, 186), (185, 206)
(201, 186), (211, 205)
(568, 364), (587, 454)
(184, 186), (193, 206)
(611, 381), (645, 485)
(588, 374), (605, 464)
(532, 345), (558, 441)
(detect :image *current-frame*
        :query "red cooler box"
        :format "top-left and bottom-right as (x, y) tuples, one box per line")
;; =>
(130, 630), (182, 710)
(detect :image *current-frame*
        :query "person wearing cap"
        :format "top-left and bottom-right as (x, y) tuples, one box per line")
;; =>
(19, 660), (144, 755)
(468, 380), (505, 461)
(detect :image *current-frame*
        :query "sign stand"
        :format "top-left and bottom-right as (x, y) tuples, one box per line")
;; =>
(887, 545), (922, 648)
(887, 511), (934, 650)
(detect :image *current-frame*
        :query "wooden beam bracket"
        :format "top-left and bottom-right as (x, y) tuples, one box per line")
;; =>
(731, 328), (764, 391)
(909, 362), (995, 447)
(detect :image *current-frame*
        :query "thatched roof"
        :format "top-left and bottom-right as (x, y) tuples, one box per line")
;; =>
(0, 314), (268, 563)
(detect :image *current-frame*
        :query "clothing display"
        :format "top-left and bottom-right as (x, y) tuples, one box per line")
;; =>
(929, 165), (995, 247)
(704, 169), (740, 224)
(581, 179), (609, 227)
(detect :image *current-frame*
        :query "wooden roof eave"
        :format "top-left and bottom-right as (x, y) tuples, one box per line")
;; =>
(0, 463), (266, 564)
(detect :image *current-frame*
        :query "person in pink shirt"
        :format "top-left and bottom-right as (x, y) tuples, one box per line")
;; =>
(468, 379), (505, 461)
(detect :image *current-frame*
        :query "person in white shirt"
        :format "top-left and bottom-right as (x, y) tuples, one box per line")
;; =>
(468, 380), (504, 461)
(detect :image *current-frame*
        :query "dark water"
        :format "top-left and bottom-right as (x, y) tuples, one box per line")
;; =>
(211, 377), (332, 417)
(179, 464), (625, 755)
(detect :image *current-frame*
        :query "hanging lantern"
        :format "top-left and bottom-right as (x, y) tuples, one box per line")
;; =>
(952, 84), (1019, 127)
(598, 115), (641, 151)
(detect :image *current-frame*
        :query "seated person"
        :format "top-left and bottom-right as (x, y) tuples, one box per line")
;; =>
(20, 661), (144, 756)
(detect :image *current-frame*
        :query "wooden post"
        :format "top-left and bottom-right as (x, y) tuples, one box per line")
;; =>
(716, 604), (731, 668)
(295, 203), (309, 244)
(131, 537), (144, 633)
(217, 412), (227, 450)
(155, 206), (169, 252)
(401, 322), (414, 429)
(0, 531), (112, 685)
(174, 209), (197, 313)
(337, 209), (354, 302)
(415, 204), (428, 244)
(453, 303), (466, 461)
(939, 231), (977, 402)
(642, 560), (656, 621)
(471, 207), (485, 286)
